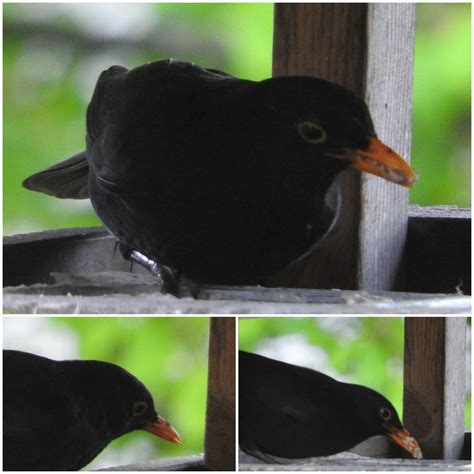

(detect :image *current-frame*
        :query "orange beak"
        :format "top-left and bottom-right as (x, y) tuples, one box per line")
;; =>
(144, 415), (182, 444)
(386, 424), (423, 459)
(349, 137), (418, 188)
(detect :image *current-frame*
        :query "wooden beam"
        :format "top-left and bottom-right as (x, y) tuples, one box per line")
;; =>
(204, 317), (236, 470)
(271, 4), (415, 291)
(403, 317), (467, 459)
(358, 4), (415, 291)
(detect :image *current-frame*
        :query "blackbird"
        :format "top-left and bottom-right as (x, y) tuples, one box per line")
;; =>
(3, 350), (181, 471)
(239, 350), (422, 461)
(23, 59), (417, 291)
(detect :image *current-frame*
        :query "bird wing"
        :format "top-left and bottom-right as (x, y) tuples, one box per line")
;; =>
(85, 59), (245, 199)
(239, 351), (346, 458)
(240, 351), (336, 428)
(22, 60), (236, 201)
(22, 151), (89, 199)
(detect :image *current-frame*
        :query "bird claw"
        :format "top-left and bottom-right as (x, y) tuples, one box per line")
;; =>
(132, 250), (179, 295)
(119, 244), (180, 294)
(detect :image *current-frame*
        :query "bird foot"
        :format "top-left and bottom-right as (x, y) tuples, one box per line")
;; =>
(119, 244), (179, 295)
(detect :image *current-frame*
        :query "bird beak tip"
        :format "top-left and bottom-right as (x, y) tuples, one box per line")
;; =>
(145, 415), (182, 444)
(350, 137), (418, 188)
(387, 426), (423, 459)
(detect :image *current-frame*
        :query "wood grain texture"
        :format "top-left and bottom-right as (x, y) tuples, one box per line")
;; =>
(271, 4), (415, 291)
(4, 287), (470, 314)
(204, 317), (236, 471)
(403, 317), (467, 459)
(273, 4), (368, 92)
(408, 205), (471, 219)
(358, 4), (415, 291)
(239, 458), (470, 471)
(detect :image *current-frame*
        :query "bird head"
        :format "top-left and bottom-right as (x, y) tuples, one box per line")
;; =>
(249, 76), (417, 190)
(342, 382), (422, 459)
(66, 360), (181, 444)
(120, 378), (182, 445)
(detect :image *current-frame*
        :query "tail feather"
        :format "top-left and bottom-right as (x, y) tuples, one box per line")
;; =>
(22, 151), (89, 199)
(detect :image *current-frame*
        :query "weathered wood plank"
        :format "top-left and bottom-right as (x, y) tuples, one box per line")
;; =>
(239, 431), (471, 467)
(403, 317), (467, 459)
(408, 205), (471, 219)
(239, 458), (470, 471)
(271, 4), (415, 291)
(358, 4), (415, 291)
(4, 286), (470, 314)
(94, 454), (205, 471)
(239, 446), (471, 471)
(204, 318), (236, 471)
(3, 226), (129, 287)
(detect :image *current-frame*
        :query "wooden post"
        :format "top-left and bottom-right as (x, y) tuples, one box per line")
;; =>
(359, 4), (415, 291)
(204, 317), (236, 470)
(403, 317), (467, 459)
(271, 4), (415, 291)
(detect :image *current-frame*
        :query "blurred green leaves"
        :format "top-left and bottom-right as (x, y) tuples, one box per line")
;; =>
(3, 4), (470, 235)
(411, 4), (471, 207)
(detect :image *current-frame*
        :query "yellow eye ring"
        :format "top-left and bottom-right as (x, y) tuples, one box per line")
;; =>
(298, 121), (327, 144)
(133, 401), (148, 416)
(379, 407), (392, 421)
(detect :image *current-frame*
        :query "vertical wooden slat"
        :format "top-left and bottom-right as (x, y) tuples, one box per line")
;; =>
(270, 4), (414, 291)
(359, 4), (415, 290)
(403, 317), (467, 459)
(204, 317), (236, 470)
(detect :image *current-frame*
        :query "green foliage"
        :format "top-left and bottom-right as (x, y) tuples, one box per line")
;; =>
(411, 4), (471, 206)
(3, 4), (469, 236)
(239, 317), (471, 428)
(52, 317), (209, 467)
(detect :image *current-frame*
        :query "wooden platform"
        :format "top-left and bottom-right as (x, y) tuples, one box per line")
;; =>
(3, 222), (470, 314)
(239, 450), (471, 471)
(240, 458), (471, 471)
(4, 276), (469, 314)
(94, 454), (206, 471)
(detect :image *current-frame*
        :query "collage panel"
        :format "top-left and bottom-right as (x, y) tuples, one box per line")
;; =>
(3, 3), (470, 315)
(3, 316), (236, 471)
(238, 316), (471, 471)
(2, 2), (471, 474)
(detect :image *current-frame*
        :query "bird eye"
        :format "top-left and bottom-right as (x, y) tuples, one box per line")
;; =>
(379, 407), (392, 421)
(298, 121), (327, 144)
(133, 401), (148, 416)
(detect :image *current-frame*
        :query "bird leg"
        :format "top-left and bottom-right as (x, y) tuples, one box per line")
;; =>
(118, 244), (180, 295)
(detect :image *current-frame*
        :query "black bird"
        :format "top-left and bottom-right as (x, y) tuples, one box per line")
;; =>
(3, 350), (181, 471)
(239, 350), (422, 461)
(23, 59), (417, 291)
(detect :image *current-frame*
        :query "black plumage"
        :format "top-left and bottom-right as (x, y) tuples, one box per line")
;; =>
(3, 350), (181, 471)
(23, 59), (416, 290)
(239, 350), (422, 461)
